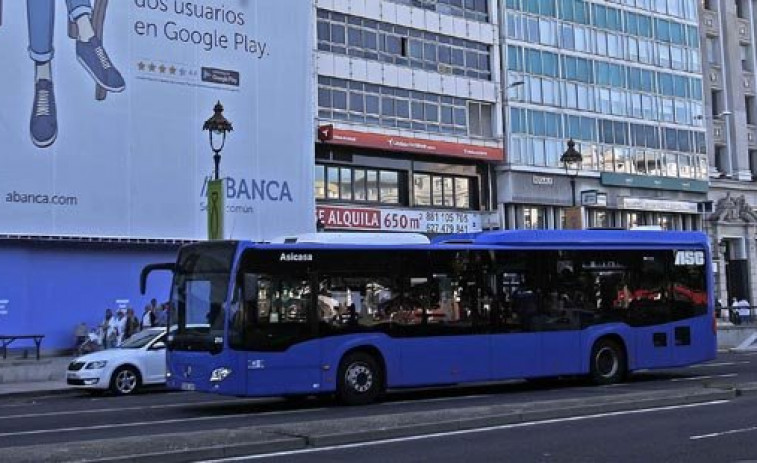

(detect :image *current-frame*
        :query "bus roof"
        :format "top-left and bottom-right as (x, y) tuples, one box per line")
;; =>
(269, 232), (430, 245)
(433, 229), (709, 248)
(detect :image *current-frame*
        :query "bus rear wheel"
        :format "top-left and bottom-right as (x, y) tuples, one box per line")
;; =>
(590, 338), (626, 385)
(337, 352), (382, 406)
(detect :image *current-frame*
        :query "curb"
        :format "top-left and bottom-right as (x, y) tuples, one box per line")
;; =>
(0, 387), (74, 400)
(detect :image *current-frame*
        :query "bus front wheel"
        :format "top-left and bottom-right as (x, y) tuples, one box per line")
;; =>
(590, 338), (626, 385)
(337, 352), (382, 405)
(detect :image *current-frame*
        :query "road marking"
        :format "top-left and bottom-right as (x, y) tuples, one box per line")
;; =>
(689, 362), (747, 368)
(382, 394), (488, 405)
(0, 398), (278, 420)
(199, 400), (730, 462)
(691, 425), (757, 440)
(0, 407), (326, 437)
(670, 373), (737, 382)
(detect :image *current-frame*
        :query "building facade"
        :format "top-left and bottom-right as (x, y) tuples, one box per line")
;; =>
(499, 0), (708, 234)
(700, 0), (757, 306)
(314, 0), (504, 235)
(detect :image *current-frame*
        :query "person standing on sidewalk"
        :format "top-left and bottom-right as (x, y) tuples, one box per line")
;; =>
(738, 298), (751, 323)
(731, 298), (742, 325)
(141, 299), (157, 329)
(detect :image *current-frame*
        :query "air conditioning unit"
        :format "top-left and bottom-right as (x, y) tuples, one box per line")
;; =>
(438, 63), (453, 74)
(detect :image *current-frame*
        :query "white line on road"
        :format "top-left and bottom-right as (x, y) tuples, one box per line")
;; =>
(0, 407), (326, 438)
(689, 362), (748, 368)
(670, 374), (738, 382)
(199, 400), (730, 462)
(690, 425), (757, 440)
(382, 394), (488, 405)
(0, 398), (275, 420)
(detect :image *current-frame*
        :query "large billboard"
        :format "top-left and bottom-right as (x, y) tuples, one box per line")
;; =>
(0, 0), (314, 240)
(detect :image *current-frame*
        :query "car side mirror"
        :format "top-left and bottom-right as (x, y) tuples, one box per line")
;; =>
(151, 341), (166, 350)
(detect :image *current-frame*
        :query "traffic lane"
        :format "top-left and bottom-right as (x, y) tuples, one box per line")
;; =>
(0, 354), (750, 427)
(248, 395), (757, 463)
(0, 354), (751, 448)
(2, 351), (751, 417)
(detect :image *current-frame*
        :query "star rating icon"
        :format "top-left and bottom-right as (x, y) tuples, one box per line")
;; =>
(136, 61), (194, 79)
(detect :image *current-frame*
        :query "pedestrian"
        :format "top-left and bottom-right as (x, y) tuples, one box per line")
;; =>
(114, 309), (127, 346)
(155, 302), (169, 326)
(74, 322), (88, 350)
(731, 298), (742, 325)
(141, 298), (158, 329)
(738, 298), (751, 323)
(100, 308), (114, 348)
(124, 307), (140, 340)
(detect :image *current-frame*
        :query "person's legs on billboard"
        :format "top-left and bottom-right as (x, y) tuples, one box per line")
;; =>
(27, 0), (57, 148)
(67, 0), (124, 92)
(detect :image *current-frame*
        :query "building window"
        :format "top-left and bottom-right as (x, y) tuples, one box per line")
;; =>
(413, 173), (472, 209)
(468, 102), (494, 138)
(588, 209), (609, 228)
(386, 0), (489, 22)
(317, 10), (491, 80)
(741, 45), (752, 72)
(521, 206), (547, 229)
(736, 0), (748, 19)
(316, 164), (401, 205)
(318, 77), (489, 138)
(747, 96), (756, 125)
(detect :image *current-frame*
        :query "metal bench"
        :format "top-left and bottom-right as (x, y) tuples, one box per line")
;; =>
(0, 335), (45, 360)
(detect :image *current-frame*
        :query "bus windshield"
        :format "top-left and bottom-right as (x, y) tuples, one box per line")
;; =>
(169, 241), (237, 352)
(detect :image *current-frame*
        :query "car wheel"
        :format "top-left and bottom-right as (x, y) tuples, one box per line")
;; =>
(110, 366), (141, 395)
(337, 352), (382, 406)
(590, 338), (626, 385)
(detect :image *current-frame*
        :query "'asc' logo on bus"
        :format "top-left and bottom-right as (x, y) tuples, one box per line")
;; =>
(674, 250), (704, 266)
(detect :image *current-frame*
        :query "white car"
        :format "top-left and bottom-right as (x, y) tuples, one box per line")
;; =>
(66, 327), (167, 395)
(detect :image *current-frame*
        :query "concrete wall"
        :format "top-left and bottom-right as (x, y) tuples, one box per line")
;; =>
(0, 241), (178, 351)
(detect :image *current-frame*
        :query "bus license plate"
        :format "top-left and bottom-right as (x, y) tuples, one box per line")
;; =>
(181, 382), (195, 391)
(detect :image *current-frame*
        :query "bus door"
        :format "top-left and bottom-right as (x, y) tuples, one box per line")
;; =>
(234, 273), (323, 396)
(392, 253), (489, 386)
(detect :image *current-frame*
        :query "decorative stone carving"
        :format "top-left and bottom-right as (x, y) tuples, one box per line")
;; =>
(711, 193), (757, 223)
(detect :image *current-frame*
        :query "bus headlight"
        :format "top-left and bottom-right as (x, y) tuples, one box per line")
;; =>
(210, 367), (232, 382)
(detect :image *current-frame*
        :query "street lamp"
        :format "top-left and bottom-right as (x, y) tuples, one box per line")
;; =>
(560, 139), (583, 207)
(202, 101), (233, 180)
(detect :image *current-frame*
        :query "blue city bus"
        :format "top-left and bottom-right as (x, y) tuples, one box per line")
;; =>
(142, 230), (716, 405)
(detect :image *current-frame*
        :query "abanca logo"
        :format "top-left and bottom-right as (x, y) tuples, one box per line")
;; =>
(279, 253), (313, 262)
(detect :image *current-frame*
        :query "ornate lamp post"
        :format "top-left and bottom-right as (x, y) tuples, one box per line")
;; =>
(202, 101), (233, 180)
(560, 139), (582, 207)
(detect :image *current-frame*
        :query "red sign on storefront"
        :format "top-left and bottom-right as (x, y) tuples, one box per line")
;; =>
(319, 127), (504, 162)
(316, 204), (482, 234)
(317, 205), (381, 230)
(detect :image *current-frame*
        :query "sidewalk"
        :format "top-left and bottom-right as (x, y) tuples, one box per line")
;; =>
(0, 354), (72, 397)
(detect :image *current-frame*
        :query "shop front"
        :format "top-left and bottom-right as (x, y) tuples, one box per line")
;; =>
(316, 126), (501, 237)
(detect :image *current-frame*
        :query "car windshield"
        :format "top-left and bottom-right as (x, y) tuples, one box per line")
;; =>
(120, 330), (163, 349)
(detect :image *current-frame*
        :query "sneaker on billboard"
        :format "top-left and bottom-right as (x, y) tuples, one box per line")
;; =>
(76, 37), (125, 92)
(30, 79), (57, 148)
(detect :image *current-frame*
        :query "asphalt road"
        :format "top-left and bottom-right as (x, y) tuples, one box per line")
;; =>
(0, 351), (754, 453)
(247, 393), (757, 463)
